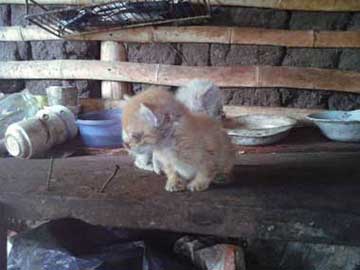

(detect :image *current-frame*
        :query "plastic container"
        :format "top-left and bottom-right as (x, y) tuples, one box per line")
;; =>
(4, 105), (78, 158)
(0, 89), (45, 139)
(76, 109), (122, 148)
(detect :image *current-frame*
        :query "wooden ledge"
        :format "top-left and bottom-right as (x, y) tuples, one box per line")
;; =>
(1, 151), (360, 245)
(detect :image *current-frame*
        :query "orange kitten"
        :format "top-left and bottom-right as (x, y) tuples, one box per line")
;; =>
(122, 86), (235, 192)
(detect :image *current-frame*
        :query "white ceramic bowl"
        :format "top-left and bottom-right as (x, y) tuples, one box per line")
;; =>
(307, 110), (360, 142)
(225, 115), (297, 146)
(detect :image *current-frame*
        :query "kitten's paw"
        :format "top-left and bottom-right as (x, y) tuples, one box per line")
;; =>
(134, 159), (154, 172)
(165, 181), (186, 192)
(153, 161), (162, 175)
(187, 181), (210, 192)
(154, 166), (162, 175)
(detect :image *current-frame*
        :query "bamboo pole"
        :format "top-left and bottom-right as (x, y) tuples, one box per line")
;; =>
(79, 98), (322, 126)
(2, 26), (360, 48)
(101, 41), (130, 99)
(1, 60), (360, 93)
(1, 0), (360, 11)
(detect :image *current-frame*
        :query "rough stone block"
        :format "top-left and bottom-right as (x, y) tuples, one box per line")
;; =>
(30, 38), (99, 61)
(223, 88), (281, 107)
(0, 42), (18, 61)
(348, 13), (360, 30)
(289, 12), (351, 30)
(30, 41), (65, 60)
(75, 80), (101, 98)
(210, 45), (284, 107)
(0, 80), (25, 94)
(10, 4), (27, 26)
(339, 49), (360, 72)
(211, 45), (284, 66)
(279, 89), (330, 109)
(127, 43), (178, 64)
(25, 80), (63, 95)
(0, 5), (10, 26)
(181, 43), (209, 66)
(282, 48), (339, 68)
(64, 40), (100, 60)
(211, 7), (289, 29)
(280, 48), (340, 109)
(328, 93), (360, 110)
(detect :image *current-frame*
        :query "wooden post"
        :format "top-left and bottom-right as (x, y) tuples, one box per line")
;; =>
(100, 41), (130, 99)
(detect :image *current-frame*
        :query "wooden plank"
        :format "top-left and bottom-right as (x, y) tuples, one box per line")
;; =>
(1, 0), (360, 11)
(1, 60), (360, 93)
(1, 152), (360, 245)
(2, 26), (360, 49)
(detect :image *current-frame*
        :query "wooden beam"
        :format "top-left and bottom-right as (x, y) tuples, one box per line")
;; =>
(101, 41), (131, 99)
(2, 153), (360, 245)
(2, 26), (360, 49)
(1, 60), (360, 93)
(1, 0), (360, 11)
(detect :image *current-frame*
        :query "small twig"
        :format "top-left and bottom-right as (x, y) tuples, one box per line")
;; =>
(47, 157), (54, 191)
(99, 165), (120, 193)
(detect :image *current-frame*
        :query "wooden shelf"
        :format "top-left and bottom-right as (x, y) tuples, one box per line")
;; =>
(1, 128), (360, 245)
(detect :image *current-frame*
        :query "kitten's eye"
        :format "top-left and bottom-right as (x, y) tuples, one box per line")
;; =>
(131, 132), (143, 142)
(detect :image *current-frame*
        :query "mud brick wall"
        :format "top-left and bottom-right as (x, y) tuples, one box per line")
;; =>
(1, 4), (360, 109)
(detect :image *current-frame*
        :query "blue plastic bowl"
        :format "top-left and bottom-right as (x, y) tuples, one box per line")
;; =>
(76, 109), (123, 148)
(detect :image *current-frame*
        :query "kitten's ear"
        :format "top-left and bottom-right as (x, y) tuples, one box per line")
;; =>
(139, 103), (161, 127)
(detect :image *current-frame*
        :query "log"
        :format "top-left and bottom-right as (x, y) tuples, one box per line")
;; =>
(101, 41), (131, 99)
(1, 60), (360, 93)
(2, 26), (360, 49)
(1, 0), (360, 11)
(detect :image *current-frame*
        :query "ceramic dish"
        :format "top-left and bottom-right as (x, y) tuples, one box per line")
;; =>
(225, 115), (297, 146)
(307, 110), (360, 142)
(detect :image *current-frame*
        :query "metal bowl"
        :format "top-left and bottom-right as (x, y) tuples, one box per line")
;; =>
(225, 115), (297, 146)
(307, 110), (360, 142)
